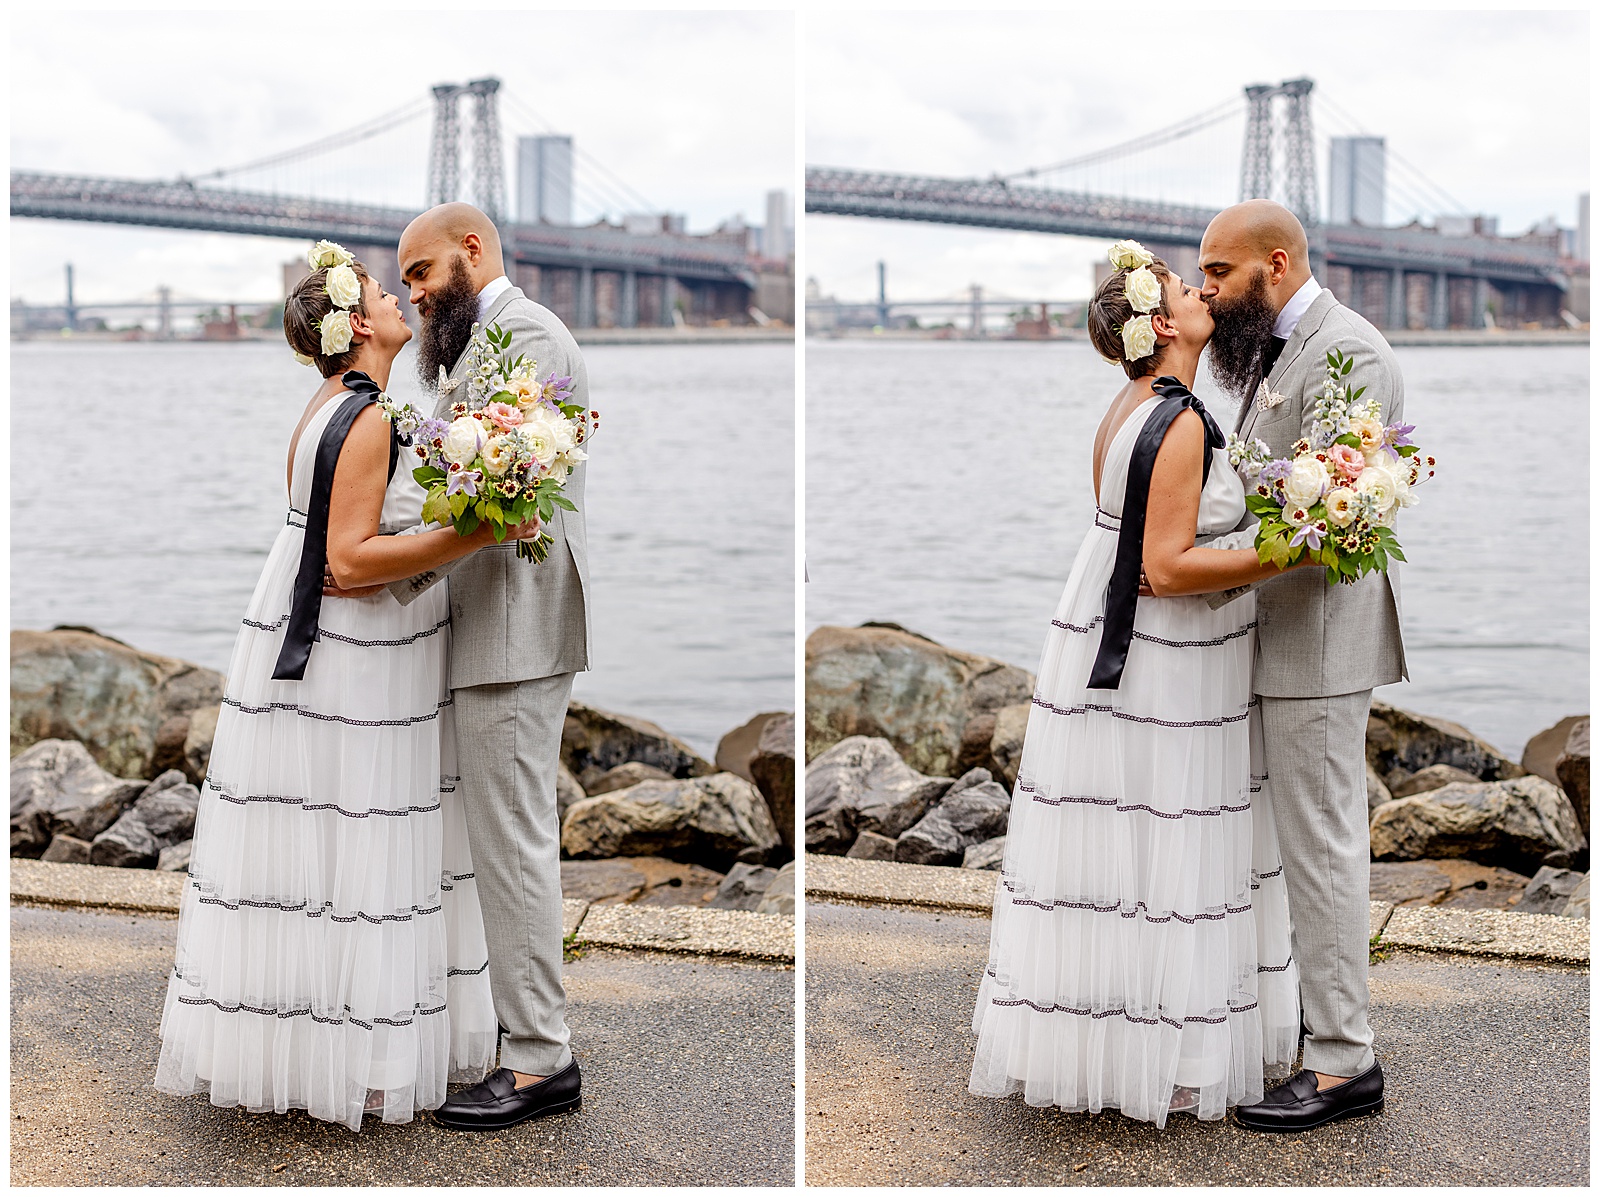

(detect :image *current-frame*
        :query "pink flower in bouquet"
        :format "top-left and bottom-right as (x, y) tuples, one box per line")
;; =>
(483, 402), (524, 431)
(1330, 444), (1365, 480)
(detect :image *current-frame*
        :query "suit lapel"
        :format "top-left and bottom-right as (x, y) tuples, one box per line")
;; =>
(1236, 287), (1339, 441)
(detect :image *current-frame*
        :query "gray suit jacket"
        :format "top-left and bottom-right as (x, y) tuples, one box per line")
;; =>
(1234, 288), (1408, 699)
(390, 285), (592, 689)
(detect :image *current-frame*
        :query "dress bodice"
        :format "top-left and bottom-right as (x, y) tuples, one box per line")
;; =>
(287, 391), (423, 528)
(1097, 396), (1245, 536)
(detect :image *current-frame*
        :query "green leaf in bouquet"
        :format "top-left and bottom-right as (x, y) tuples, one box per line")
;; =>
(1387, 544), (1407, 563)
(456, 509), (481, 537)
(1350, 384), (1366, 400)
(1341, 357), (1353, 376)
(448, 492), (468, 521)
(485, 500), (504, 523)
(1334, 434), (1360, 448)
(414, 465), (445, 486)
(1397, 444), (1419, 456)
(550, 494), (577, 512)
(490, 390), (518, 406)
(421, 488), (452, 527)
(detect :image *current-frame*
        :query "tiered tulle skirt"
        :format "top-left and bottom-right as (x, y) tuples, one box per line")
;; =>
(969, 518), (1301, 1128)
(154, 517), (497, 1131)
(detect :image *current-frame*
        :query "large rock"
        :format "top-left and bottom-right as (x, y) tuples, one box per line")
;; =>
(90, 775), (200, 868)
(1390, 763), (1482, 799)
(1365, 700), (1525, 784)
(40, 834), (92, 865)
(181, 704), (220, 785)
(1511, 865), (1587, 915)
(749, 712), (796, 858)
(988, 703), (1031, 788)
(756, 859), (795, 916)
(1366, 765), (1392, 816)
(707, 862), (777, 911)
(1555, 718), (1589, 837)
(1560, 873), (1589, 919)
(556, 762), (587, 825)
(1369, 776), (1587, 875)
(845, 830), (898, 861)
(896, 768), (1012, 867)
(805, 624), (1035, 777)
(963, 836), (1007, 871)
(803, 736), (953, 855)
(1522, 715), (1588, 785)
(584, 761), (674, 797)
(10, 738), (145, 857)
(714, 711), (786, 783)
(561, 700), (714, 790)
(11, 628), (225, 780)
(157, 839), (193, 873)
(560, 772), (780, 872)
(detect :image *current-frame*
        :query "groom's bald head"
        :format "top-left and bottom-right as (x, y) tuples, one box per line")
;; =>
(1199, 199), (1312, 307)
(398, 202), (506, 307)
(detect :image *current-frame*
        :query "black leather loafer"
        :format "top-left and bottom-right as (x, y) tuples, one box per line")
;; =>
(1233, 1059), (1383, 1132)
(433, 1059), (581, 1131)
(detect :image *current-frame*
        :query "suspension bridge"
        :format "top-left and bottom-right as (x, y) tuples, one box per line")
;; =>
(12, 79), (782, 332)
(806, 79), (1586, 331)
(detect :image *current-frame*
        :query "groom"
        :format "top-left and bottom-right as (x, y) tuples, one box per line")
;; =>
(393, 202), (590, 1129)
(1200, 200), (1406, 1132)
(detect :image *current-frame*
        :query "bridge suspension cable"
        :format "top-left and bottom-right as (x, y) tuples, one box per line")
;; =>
(1315, 92), (1468, 218)
(1002, 95), (1245, 182)
(191, 98), (431, 183)
(500, 89), (661, 218)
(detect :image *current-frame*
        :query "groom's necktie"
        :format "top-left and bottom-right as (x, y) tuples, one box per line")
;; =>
(1087, 377), (1225, 691)
(1260, 334), (1290, 380)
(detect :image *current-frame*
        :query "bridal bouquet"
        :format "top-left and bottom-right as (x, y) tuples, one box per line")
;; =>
(378, 323), (598, 562)
(1226, 348), (1436, 585)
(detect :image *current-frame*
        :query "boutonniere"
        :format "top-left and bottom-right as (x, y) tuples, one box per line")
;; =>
(1256, 382), (1286, 412)
(437, 366), (461, 396)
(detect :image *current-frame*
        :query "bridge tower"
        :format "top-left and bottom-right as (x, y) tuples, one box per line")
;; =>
(465, 77), (505, 223)
(428, 84), (464, 208)
(1238, 79), (1319, 228)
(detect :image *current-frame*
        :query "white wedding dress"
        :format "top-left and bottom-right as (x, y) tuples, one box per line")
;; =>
(155, 392), (498, 1131)
(969, 393), (1301, 1128)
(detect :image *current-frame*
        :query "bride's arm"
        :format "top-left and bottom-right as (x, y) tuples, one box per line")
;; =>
(1141, 409), (1306, 598)
(324, 407), (533, 589)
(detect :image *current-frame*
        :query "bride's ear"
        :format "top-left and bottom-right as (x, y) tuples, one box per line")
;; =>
(346, 308), (375, 342)
(1149, 310), (1178, 341)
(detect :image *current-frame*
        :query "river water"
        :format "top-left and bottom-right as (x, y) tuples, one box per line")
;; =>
(805, 338), (1589, 762)
(11, 339), (795, 757)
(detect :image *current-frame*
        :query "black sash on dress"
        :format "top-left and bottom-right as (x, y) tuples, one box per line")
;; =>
(1087, 376), (1225, 691)
(271, 371), (398, 681)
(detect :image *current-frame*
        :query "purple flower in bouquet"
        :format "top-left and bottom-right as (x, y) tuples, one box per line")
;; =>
(446, 468), (482, 499)
(1289, 522), (1324, 551)
(1260, 459), (1294, 483)
(540, 375), (575, 407)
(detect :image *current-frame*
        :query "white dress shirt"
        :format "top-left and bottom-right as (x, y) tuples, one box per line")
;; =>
(1273, 275), (1323, 339)
(476, 274), (512, 322)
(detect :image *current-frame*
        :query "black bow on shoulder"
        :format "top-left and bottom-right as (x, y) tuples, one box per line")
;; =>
(271, 371), (400, 682)
(1087, 376), (1226, 691)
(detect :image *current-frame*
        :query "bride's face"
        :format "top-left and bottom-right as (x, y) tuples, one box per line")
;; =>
(353, 276), (413, 354)
(1159, 273), (1214, 349)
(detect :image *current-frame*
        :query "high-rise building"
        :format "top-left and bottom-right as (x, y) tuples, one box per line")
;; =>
(762, 189), (792, 259)
(1328, 136), (1385, 226)
(1578, 192), (1590, 261)
(515, 135), (573, 225)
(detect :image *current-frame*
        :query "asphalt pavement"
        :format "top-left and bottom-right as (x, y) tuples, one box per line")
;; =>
(10, 904), (795, 1187)
(804, 900), (1588, 1187)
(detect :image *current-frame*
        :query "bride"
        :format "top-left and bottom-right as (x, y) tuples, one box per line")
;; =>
(969, 241), (1305, 1127)
(154, 243), (532, 1130)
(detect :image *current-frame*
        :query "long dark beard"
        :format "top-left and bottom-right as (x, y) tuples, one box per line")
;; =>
(415, 255), (480, 387)
(1205, 267), (1279, 398)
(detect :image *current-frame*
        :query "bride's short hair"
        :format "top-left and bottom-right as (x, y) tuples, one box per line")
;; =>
(1088, 259), (1173, 380)
(284, 260), (373, 378)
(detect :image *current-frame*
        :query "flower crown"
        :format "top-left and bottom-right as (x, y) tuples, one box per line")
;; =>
(292, 240), (363, 365)
(1105, 239), (1163, 363)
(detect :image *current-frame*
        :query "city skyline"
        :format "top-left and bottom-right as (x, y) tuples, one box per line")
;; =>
(805, 9), (1589, 303)
(9, 11), (795, 305)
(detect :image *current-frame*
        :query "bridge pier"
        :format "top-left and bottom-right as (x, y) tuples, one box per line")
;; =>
(1431, 272), (1450, 330)
(621, 270), (638, 329)
(1389, 268), (1406, 331)
(577, 266), (595, 329)
(1474, 276), (1489, 328)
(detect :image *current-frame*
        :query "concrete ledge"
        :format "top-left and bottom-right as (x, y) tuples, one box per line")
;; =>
(12, 858), (184, 914)
(1382, 905), (1589, 965)
(573, 904), (794, 963)
(805, 853), (997, 913)
(11, 860), (793, 963)
(1370, 900), (1395, 940)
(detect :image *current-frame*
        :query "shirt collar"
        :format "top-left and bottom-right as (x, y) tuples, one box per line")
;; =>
(1273, 275), (1322, 340)
(476, 274), (512, 323)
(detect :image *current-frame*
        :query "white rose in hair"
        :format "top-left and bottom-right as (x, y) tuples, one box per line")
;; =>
(1121, 314), (1157, 361)
(318, 309), (354, 356)
(1282, 455), (1330, 509)
(1124, 266), (1163, 314)
(292, 350), (316, 367)
(441, 416), (487, 466)
(324, 264), (362, 310)
(307, 239), (352, 270)
(1107, 239), (1154, 270)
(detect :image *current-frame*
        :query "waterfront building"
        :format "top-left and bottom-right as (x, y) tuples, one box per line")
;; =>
(1329, 136), (1385, 226)
(516, 135), (574, 225)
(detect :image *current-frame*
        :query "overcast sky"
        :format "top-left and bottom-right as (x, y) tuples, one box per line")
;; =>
(805, 9), (1590, 302)
(10, 10), (795, 304)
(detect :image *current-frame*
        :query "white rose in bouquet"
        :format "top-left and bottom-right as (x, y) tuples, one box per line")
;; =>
(481, 434), (515, 477)
(1283, 456), (1330, 509)
(441, 416), (487, 466)
(1354, 461), (1397, 514)
(324, 264), (362, 309)
(1324, 487), (1359, 528)
(1124, 266), (1163, 314)
(517, 416), (560, 467)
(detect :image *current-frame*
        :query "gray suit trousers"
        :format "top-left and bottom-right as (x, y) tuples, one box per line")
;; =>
(453, 673), (575, 1076)
(1260, 689), (1377, 1077)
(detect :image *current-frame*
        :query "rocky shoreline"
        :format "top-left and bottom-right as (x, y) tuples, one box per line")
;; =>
(10, 627), (796, 916)
(805, 623), (1590, 920)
